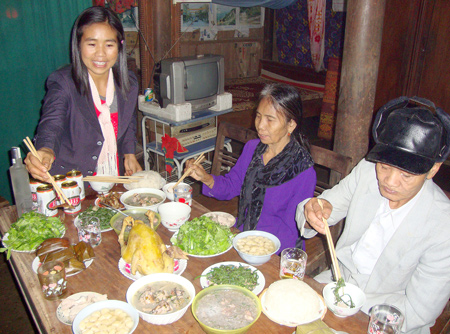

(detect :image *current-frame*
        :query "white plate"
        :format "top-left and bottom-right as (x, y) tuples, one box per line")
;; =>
(200, 261), (265, 295)
(170, 231), (233, 258)
(118, 255), (187, 281)
(32, 257), (93, 277)
(201, 212), (236, 228)
(56, 291), (107, 325)
(2, 229), (66, 253)
(74, 215), (112, 233)
(260, 289), (326, 327)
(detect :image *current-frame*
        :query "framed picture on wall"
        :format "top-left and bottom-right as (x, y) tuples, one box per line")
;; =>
(181, 3), (210, 31)
(118, 7), (138, 31)
(238, 7), (264, 28)
(215, 4), (237, 30)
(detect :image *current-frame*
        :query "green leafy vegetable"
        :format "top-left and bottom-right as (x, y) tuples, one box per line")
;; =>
(78, 206), (115, 230)
(171, 216), (233, 255)
(333, 278), (355, 308)
(199, 264), (259, 291)
(0, 211), (65, 259)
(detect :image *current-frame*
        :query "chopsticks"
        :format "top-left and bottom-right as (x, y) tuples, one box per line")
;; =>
(23, 137), (74, 209)
(171, 153), (206, 190)
(317, 198), (342, 281)
(83, 175), (143, 184)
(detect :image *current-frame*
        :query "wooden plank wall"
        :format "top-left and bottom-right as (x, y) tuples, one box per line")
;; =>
(172, 5), (264, 79)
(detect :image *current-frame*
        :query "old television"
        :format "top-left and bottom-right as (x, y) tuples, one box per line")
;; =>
(153, 54), (225, 111)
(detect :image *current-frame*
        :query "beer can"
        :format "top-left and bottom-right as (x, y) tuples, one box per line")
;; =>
(36, 184), (58, 217)
(145, 88), (153, 102)
(61, 181), (81, 214)
(29, 178), (45, 206)
(53, 175), (67, 205)
(66, 170), (85, 201)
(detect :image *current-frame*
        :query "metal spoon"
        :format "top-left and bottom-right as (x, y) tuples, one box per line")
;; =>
(99, 202), (129, 217)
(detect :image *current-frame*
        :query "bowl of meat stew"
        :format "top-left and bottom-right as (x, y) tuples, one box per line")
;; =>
(192, 284), (262, 334)
(120, 188), (166, 211)
(126, 273), (195, 325)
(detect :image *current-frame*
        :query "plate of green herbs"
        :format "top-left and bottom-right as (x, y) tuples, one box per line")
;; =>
(199, 261), (265, 295)
(170, 216), (234, 257)
(76, 205), (115, 232)
(0, 212), (66, 259)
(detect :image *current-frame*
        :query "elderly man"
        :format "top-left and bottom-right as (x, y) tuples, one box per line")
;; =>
(296, 97), (450, 334)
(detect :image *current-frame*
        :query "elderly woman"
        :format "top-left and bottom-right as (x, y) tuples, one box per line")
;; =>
(186, 83), (317, 252)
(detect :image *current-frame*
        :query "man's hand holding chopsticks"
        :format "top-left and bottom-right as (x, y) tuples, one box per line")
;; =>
(303, 197), (333, 235)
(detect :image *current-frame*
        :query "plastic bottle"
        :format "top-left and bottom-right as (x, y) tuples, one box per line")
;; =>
(9, 147), (33, 217)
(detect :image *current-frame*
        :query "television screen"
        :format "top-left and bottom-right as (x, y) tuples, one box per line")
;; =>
(185, 62), (218, 101)
(153, 54), (225, 111)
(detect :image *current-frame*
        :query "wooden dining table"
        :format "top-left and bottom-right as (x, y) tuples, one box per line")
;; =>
(0, 188), (369, 333)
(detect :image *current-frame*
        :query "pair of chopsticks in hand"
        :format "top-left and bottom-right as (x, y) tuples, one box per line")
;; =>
(23, 137), (74, 209)
(83, 175), (144, 184)
(171, 153), (206, 190)
(317, 198), (342, 280)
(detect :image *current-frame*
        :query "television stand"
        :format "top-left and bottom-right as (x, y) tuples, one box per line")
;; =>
(138, 92), (232, 122)
(140, 106), (233, 177)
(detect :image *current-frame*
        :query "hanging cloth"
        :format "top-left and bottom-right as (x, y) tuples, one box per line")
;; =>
(88, 69), (118, 176)
(308, 0), (326, 72)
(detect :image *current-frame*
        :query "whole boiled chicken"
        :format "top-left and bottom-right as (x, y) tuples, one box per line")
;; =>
(118, 211), (187, 276)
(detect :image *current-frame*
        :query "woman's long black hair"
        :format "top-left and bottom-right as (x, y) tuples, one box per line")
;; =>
(259, 83), (310, 151)
(71, 6), (130, 99)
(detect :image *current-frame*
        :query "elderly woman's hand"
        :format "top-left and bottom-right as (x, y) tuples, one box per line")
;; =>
(185, 159), (214, 188)
(303, 198), (333, 235)
(24, 147), (55, 182)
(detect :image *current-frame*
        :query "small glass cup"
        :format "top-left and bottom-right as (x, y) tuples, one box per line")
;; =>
(280, 247), (308, 280)
(77, 216), (102, 247)
(368, 304), (404, 334)
(173, 184), (193, 206)
(37, 260), (67, 300)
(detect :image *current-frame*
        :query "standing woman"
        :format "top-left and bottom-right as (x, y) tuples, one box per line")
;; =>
(187, 83), (317, 252)
(25, 6), (142, 181)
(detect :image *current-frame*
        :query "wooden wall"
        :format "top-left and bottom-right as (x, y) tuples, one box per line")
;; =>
(375, 0), (450, 115)
(137, 0), (273, 91)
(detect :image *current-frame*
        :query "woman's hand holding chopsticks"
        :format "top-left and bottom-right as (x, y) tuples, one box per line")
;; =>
(175, 154), (210, 189)
(24, 147), (55, 183)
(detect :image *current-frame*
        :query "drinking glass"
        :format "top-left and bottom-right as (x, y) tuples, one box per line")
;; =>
(368, 304), (404, 334)
(173, 184), (193, 206)
(37, 260), (67, 300)
(77, 216), (102, 247)
(279, 247), (307, 280)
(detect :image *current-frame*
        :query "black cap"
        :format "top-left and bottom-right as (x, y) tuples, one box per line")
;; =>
(366, 96), (450, 174)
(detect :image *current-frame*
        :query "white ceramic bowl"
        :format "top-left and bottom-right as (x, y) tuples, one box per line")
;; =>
(322, 281), (366, 318)
(89, 181), (115, 194)
(158, 202), (191, 232)
(72, 299), (139, 334)
(126, 273), (196, 325)
(162, 182), (189, 201)
(120, 188), (166, 211)
(233, 231), (281, 266)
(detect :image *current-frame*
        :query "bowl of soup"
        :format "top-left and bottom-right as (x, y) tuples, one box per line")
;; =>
(192, 285), (261, 334)
(126, 273), (195, 325)
(120, 188), (166, 211)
